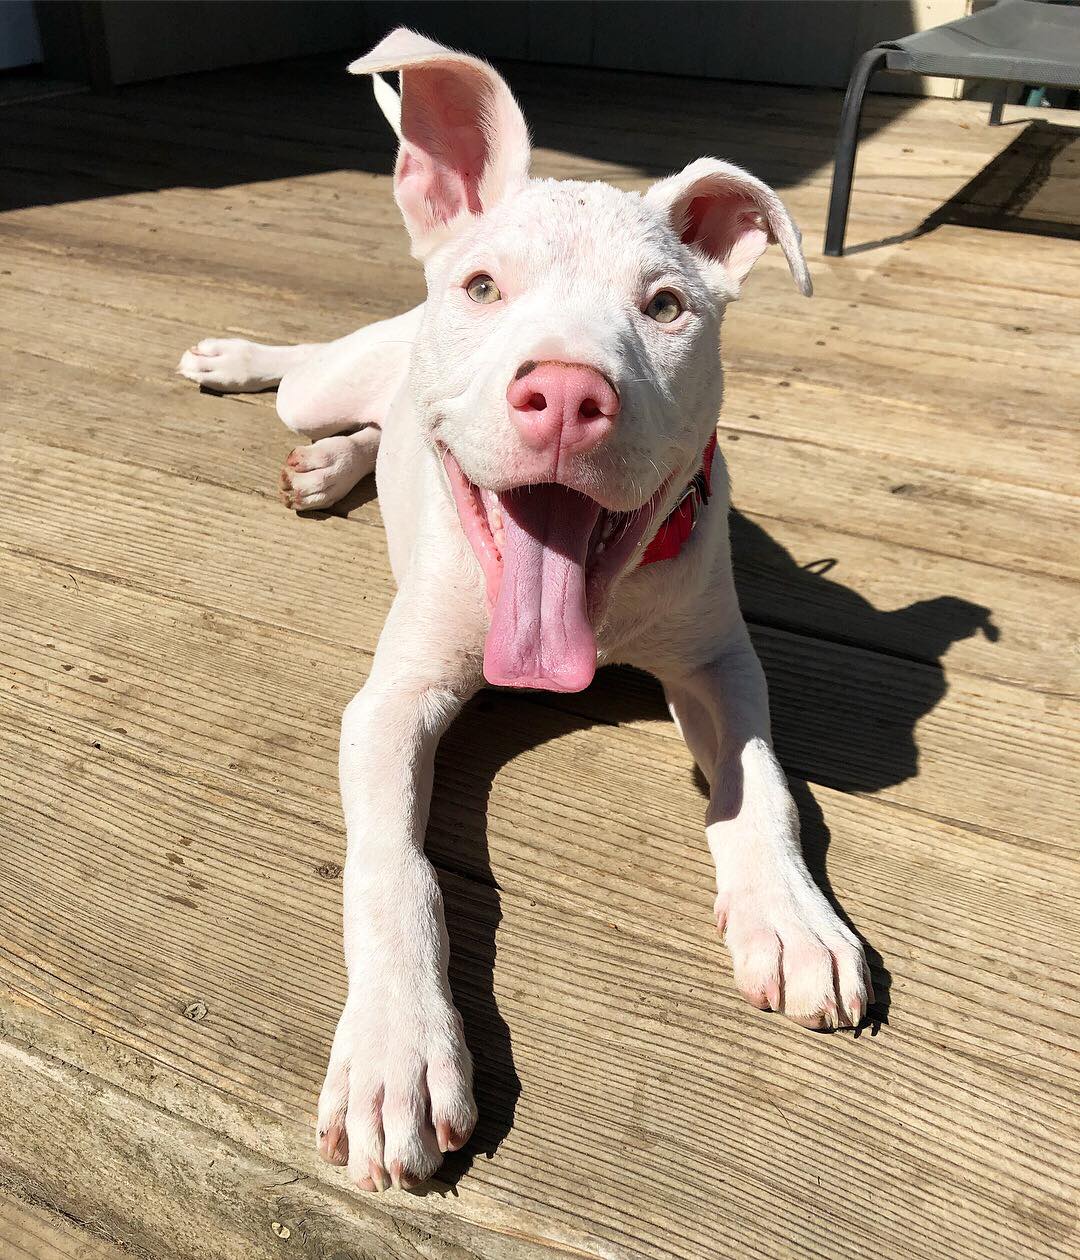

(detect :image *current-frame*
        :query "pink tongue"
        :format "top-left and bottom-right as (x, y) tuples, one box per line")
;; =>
(484, 485), (602, 692)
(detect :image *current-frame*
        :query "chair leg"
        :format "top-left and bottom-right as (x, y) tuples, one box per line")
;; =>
(989, 82), (1009, 126)
(824, 48), (889, 257)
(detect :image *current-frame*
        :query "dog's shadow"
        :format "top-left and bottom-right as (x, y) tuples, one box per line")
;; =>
(413, 507), (998, 1191)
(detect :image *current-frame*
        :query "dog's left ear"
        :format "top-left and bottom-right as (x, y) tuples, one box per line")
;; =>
(645, 158), (811, 297)
(349, 28), (531, 258)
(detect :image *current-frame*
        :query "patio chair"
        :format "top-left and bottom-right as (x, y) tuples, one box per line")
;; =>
(824, 0), (1080, 255)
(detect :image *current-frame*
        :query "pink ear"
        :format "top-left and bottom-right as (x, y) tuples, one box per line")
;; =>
(646, 158), (811, 296)
(349, 29), (531, 255)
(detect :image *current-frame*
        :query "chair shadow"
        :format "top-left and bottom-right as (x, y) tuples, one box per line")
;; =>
(416, 505), (998, 1188)
(843, 117), (1080, 256)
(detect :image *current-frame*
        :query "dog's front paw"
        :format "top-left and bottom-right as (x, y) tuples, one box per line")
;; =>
(279, 432), (378, 511)
(177, 337), (278, 392)
(317, 992), (477, 1191)
(717, 873), (873, 1030)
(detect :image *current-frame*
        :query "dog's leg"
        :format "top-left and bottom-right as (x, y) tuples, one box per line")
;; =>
(273, 307), (423, 509)
(178, 304), (421, 440)
(317, 587), (480, 1191)
(177, 338), (320, 392)
(275, 306), (422, 440)
(663, 635), (873, 1030)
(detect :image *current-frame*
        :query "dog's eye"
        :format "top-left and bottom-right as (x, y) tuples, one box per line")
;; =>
(466, 274), (502, 305)
(645, 290), (683, 323)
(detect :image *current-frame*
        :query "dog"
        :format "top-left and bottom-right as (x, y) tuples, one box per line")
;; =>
(178, 28), (873, 1192)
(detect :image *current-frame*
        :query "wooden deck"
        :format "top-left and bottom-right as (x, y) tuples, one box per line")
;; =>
(1, 55), (1078, 1260)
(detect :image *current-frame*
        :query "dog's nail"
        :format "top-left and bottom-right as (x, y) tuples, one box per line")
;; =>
(435, 1119), (462, 1153)
(327, 1128), (349, 1165)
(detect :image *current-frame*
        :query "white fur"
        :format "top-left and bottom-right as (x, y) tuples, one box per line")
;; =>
(178, 29), (870, 1192)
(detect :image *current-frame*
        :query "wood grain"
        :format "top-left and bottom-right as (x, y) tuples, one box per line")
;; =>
(4, 350), (1078, 695)
(1, 53), (1078, 1260)
(0, 1193), (134, 1260)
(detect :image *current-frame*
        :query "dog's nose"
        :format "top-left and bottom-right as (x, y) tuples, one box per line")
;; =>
(506, 362), (619, 457)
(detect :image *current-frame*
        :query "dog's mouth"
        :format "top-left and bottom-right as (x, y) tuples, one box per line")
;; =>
(441, 449), (667, 692)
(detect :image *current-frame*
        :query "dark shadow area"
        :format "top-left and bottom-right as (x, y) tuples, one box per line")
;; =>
(414, 505), (997, 1185)
(0, 12), (927, 216)
(728, 511), (999, 795)
(842, 117), (1080, 255)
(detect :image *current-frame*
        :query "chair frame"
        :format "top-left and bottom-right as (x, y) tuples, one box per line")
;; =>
(824, 2), (1080, 258)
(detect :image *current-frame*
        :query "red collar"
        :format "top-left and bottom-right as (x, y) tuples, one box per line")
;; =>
(639, 433), (718, 566)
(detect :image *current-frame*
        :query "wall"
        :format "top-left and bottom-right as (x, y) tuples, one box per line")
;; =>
(0, 0), (43, 70)
(88, 1), (971, 96)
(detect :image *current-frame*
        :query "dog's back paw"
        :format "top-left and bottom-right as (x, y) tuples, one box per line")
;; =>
(177, 338), (282, 393)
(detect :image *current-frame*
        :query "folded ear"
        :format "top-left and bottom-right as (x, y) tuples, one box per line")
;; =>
(644, 158), (811, 297)
(349, 28), (531, 257)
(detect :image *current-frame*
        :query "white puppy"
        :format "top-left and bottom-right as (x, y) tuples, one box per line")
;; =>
(179, 29), (872, 1192)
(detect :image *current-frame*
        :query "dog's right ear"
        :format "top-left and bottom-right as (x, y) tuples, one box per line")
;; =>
(349, 28), (531, 258)
(645, 158), (812, 298)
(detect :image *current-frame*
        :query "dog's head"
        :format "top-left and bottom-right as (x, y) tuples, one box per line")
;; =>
(350, 29), (810, 692)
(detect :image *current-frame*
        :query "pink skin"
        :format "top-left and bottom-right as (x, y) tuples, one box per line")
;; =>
(441, 444), (670, 691)
(442, 360), (665, 692)
(505, 361), (619, 480)
(462, 360), (631, 690)
(318, 1108), (473, 1193)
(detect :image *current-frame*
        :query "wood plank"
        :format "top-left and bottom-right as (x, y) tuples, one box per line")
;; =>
(730, 510), (1075, 697)
(723, 428), (1079, 581)
(0, 1025), (558, 1260)
(4, 120), (1075, 286)
(2, 433), (1077, 842)
(0, 1192), (134, 1260)
(13, 342), (1078, 700)
(2, 535), (1074, 854)
(2, 54), (1078, 1260)
(1, 620), (1077, 1259)
(7, 225), (1080, 424)
(4, 54), (1072, 195)
(5, 75), (1078, 279)
(3, 303), (1077, 693)
(721, 364), (1078, 496)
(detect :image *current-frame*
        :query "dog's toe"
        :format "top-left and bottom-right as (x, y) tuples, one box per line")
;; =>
(317, 997), (476, 1195)
(722, 884), (870, 1031)
(279, 434), (377, 511)
(176, 337), (277, 392)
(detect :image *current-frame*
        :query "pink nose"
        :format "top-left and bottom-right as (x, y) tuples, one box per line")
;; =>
(506, 361), (619, 458)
